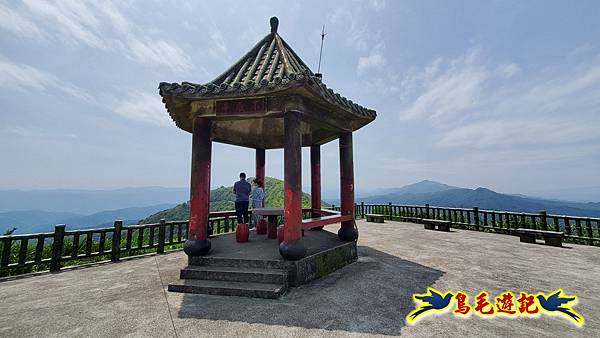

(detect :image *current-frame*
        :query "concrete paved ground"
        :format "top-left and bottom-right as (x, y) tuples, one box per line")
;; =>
(0, 220), (598, 337)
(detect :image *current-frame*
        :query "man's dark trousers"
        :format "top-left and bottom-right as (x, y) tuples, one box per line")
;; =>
(235, 201), (249, 224)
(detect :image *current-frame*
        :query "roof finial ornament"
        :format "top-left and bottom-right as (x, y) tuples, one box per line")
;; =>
(316, 24), (327, 80)
(270, 17), (279, 33)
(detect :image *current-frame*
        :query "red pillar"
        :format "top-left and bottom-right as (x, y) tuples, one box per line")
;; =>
(255, 148), (265, 184)
(280, 111), (306, 260)
(184, 116), (212, 257)
(310, 145), (321, 217)
(339, 131), (358, 241)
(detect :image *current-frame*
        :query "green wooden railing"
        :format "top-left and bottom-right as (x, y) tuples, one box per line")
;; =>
(2, 204), (598, 277)
(0, 210), (315, 278)
(329, 203), (600, 246)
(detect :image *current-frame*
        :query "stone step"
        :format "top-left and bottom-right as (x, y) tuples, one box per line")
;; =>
(168, 279), (286, 299)
(180, 266), (288, 284)
(189, 256), (291, 270)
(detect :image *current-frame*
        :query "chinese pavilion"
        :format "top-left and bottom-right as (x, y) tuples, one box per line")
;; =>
(159, 17), (376, 261)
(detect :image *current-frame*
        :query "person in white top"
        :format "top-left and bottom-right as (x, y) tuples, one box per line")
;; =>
(251, 178), (266, 229)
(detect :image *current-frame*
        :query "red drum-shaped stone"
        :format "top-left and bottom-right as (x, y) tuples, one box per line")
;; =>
(256, 219), (267, 235)
(236, 223), (249, 242)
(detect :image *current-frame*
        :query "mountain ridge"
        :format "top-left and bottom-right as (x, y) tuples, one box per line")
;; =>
(4, 179), (599, 233)
(0, 187), (189, 214)
(357, 182), (600, 217)
(1, 204), (175, 234)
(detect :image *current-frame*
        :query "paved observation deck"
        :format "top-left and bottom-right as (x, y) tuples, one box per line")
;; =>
(1, 220), (599, 337)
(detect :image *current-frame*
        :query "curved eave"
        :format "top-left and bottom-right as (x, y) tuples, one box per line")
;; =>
(303, 76), (376, 120)
(158, 75), (376, 131)
(160, 94), (192, 133)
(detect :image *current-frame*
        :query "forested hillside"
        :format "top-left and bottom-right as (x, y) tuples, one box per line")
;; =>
(140, 177), (323, 223)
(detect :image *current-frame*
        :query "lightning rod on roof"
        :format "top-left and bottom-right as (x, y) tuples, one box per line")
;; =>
(316, 24), (327, 79)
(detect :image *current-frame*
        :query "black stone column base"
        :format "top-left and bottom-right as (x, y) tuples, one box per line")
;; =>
(338, 222), (359, 241)
(184, 239), (211, 257)
(279, 239), (307, 260)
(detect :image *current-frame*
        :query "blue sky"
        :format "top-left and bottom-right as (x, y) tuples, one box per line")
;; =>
(1, 0), (599, 200)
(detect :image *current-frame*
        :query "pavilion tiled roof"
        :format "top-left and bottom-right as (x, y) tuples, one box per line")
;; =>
(159, 18), (376, 120)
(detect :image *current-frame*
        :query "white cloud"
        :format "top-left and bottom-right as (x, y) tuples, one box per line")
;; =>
(438, 118), (597, 149)
(399, 49), (486, 123)
(327, 7), (387, 75)
(329, 8), (381, 52)
(92, 1), (194, 72)
(357, 42), (387, 74)
(0, 2), (44, 39)
(357, 51), (386, 74)
(3, 126), (78, 140)
(366, 0), (387, 12)
(399, 48), (600, 150)
(0, 58), (92, 101)
(568, 43), (594, 59)
(113, 91), (172, 126)
(0, 59), (49, 91)
(127, 39), (193, 73)
(496, 63), (520, 78)
(209, 29), (228, 60)
(364, 74), (400, 95)
(11, 1), (194, 73)
(91, 1), (129, 35)
(23, 0), (106, 49)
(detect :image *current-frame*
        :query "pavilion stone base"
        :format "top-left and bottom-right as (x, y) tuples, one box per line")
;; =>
(168, 230), (357, 299)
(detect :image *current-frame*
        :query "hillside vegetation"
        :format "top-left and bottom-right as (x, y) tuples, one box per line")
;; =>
(140, 177), (322, 223)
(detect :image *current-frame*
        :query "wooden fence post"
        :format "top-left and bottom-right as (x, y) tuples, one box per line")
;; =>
(111, 220), (122, 262)
(575, 219), (583, 237)
(425, 204), (430, 219)
(564, 217), (571, 236)
(360, 202), (365, 219)
(0, 237), (11, 277)
(50, 224), (65, 272)
(473, 207), (479, 228)
(585, 218), (593, 245)
(539, 211), (548, 231)
(157, 219), (166, 254)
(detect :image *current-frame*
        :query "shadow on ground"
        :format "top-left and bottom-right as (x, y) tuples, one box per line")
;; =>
(175, 245), (444, 336)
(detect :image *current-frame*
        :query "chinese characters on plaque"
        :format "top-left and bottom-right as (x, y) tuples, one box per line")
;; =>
(215, 98), (267, 116)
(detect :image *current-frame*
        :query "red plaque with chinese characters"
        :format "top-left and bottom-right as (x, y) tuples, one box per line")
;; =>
(215, 98), (267, 116)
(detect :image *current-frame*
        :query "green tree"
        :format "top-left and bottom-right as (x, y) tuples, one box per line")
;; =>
(3, 227), (16, 235)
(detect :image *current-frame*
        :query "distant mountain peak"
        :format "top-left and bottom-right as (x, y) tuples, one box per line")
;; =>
(417, 179), (443, 184)
(358, 183), (600, 218)
(400, 180), (459, 192)
(363, 179), (459, 197)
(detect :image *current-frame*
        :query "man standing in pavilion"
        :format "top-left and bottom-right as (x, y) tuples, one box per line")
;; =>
(233, 172), (251, 224)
